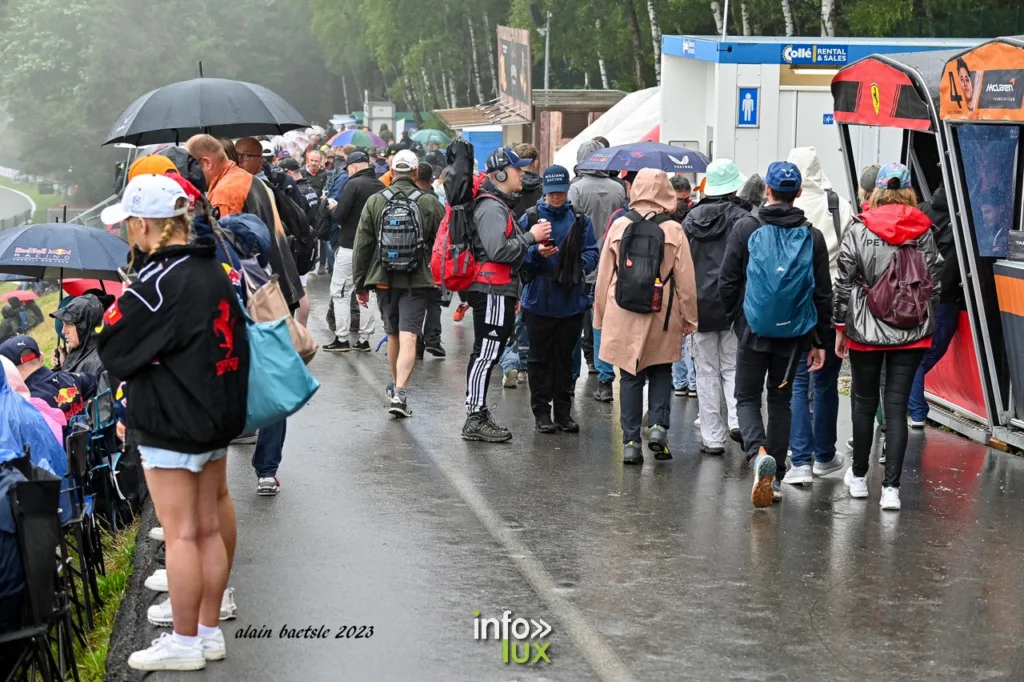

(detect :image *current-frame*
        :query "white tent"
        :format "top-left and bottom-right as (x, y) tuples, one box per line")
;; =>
(554, 87), (660, 175)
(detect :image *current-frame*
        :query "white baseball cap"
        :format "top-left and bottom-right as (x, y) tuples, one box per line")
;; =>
(391, 149), (418, 173)
(100, 174), (189, 226)
(261, 141), (275, 158)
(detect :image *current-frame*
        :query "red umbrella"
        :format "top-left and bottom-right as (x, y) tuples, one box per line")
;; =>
(0, 290), (38, 302)
(62, 278), (124, 300)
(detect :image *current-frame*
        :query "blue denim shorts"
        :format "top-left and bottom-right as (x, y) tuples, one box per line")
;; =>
(139, 446), (227, 473)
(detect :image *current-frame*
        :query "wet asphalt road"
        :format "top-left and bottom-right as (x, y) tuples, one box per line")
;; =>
(0, 185), (32, 223)
(141, 277), (1024, 681)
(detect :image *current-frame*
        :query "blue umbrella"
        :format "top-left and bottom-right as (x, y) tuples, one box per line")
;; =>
(577, 142), (710, 174)
(0, 223), (129, 280)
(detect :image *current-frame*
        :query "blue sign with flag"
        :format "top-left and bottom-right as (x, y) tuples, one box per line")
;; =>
(781, 44), (848, 66)
(738, 87), (759, 128)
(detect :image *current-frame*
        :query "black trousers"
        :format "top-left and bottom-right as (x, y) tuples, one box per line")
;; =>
(421, 288), (443, 347)
(620, 363), (673, 443)
(735, 342), (803, 481)
(464, 292), (517, 414)
(581, 310), (594, 364)
(849, 348), (925, 488)
(523, 310), (584, 418)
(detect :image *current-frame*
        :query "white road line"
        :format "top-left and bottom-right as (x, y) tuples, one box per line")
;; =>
(344, 356), (637, 682)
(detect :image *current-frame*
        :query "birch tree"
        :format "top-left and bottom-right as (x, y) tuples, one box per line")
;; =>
(821, 0), (835, 36)
(483, 9), (498, 97)
(467, 16), (485, 104)
(595, 18), (610, 89)
(741, 1), (752, 35)
(646, 0), (662, 83)
(710, 0), (724, 34)
(623, 0), (647, 88)
(781, 0), (795, 36)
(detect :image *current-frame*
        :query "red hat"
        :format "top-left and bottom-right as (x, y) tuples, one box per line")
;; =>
(166, 174), (203, 212)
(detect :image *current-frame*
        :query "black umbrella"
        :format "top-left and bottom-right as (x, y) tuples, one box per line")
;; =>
(0, 223), (129, 280)
(103, 77), (309, 147)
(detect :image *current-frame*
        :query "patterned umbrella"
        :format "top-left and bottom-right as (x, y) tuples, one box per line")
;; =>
(328, 129), (386, 148)
(577, 142), (710, 174)
(412, 129), (451, 146)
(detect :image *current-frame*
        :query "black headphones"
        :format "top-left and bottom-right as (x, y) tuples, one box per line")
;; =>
(495, 168), (508, 183)
(488, 148), (510, 182)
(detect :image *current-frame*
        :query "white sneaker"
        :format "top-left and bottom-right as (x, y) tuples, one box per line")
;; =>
(813, 451), (846, 477)
(202, 629), (226, 661)
(149, 526), (164, 542)
(909, 418), (926, 429)
(502, 369), (518, 388)
(844, 467), (868, 499)
(694, 416), (701, 427)
(148, 587), (238, 626)
(880, 486), (901, 510)
(145, 569), (168, 592)
(128, 633), (206, 671)
(785, 464), (812, 486)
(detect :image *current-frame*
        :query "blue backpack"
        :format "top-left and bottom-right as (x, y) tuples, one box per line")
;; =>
(743, 221), (817, 338)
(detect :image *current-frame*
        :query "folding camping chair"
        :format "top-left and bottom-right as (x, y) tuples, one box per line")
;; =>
(0, 465), (80, 682)
(59, 426), (101, 641)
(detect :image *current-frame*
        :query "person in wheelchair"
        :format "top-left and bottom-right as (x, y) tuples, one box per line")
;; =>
(0, 335), (97, 421)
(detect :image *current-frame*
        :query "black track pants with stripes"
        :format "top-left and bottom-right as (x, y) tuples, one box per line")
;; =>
(464, 292), (517, 414)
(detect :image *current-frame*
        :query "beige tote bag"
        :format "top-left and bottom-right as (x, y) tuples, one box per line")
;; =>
(246, 274), (318, 365)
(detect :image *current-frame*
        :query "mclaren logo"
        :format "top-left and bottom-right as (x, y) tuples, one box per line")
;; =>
(986, 79), (1016, 93)
(870, 83), (881, 115)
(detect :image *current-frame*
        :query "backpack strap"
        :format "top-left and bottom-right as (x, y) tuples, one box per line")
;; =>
(408, 190), (423, 202)
(826, 190), (843, 243)
(652, 214), (674, 225)
(662, 268), (675, 332)
(381, 188), (395, 202)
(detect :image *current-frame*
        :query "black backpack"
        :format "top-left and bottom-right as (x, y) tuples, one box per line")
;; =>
(615, 211), (674, 329)
(267, 180), (317, 276)
(378, 188), (425, 273)
(313, 200), (333, 242)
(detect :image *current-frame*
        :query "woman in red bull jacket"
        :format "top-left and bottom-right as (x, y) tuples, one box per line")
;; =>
(95, 174), (249, 671)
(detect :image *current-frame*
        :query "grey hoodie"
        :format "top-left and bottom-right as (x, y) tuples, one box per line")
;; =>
(568, 140), (627, 247)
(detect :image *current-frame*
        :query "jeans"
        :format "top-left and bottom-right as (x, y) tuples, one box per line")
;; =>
(619, 364), (673, 443)
(692, 330), (739, 447)
(850, 349), (925, 488)
(252, 419), (287, 478)
(499, 312), (529, 373)
(524, 311), (584, 418)
(591, 327), (616, 384)
(735, 341), (803, 482)
(464, 292), (516, 414)
(330, 247), (378, 343)
(672, 336), (697, 390)
(789, 327), (842, 467)
(908, 302), (960, 421)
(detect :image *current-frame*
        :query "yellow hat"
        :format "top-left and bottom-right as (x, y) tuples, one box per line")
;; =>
(127, 155), (178, 182)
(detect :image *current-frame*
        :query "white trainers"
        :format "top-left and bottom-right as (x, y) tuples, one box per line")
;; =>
(844, 467), (868, 499)
(880, 486), (901, 510)
(128, 633), (205, 671)
(502, 369), (518, 388)
(909, 418), (926, 429)
(750, 452), (777, 508)
(145, 569), (168, 592)
(813, 451), (846, 477)
(149, 526), (164, 542)
(202, 628), (226, 661)
(785, 464), (812, 486)
(148, 587), (238, 626)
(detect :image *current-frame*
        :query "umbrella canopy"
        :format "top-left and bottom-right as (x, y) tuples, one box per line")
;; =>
(103, 78), (309, 147)
(412, 129), (451, 146)
(63, 278), (124, 300)
(0, 223), (129, 280)
(0, 290), (38, 302)
(577, 141), (710, 174)
(328, 129), (386, 148)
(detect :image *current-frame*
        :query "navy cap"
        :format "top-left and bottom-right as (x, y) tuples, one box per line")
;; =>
(0, 335), (41, 366)
(542, 165), (570, 193)
(344, 151), (369, 168)
(485, 146), (532, 173)
(765, 161), (802, 192)
(279, 158), (301, 172)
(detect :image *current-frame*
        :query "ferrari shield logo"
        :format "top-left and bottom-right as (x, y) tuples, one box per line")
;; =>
(870, 83), (881, 115)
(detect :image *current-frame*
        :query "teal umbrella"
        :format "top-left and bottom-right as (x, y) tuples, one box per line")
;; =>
(412, 129), (451, 146)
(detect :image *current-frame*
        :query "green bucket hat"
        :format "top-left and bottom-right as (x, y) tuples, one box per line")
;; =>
(703, 158), (747, 197)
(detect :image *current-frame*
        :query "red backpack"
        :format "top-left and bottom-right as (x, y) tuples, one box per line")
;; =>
(431, 173), (513, 291)
(865, 242), (933, 328)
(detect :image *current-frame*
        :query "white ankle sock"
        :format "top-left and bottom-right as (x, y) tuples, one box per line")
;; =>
(172, 632), (200, 647)
(198, 624), (220, 638)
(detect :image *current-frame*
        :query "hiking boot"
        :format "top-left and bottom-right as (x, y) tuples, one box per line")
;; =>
(649, 425), (671, 460)
(750, 449), (777, 509)
(453, 303), (469, 321)
(623, 441), (644, 466)
(425, 343), (446, 358)
(354, 340), (371, 352)
(323, 339), (351, 353)
(593, 381), (613, 402)
(462, 411), (512, 443)
(256, 476), (280, 497)
(128, 633), (206, 671)
(389, 395), (412, 418)
(535, 414), (557, 434)
(503, 369), (519, 388)
(554, 414), (580, 433)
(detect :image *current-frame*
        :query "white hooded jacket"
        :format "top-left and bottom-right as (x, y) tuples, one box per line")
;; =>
(787, 147), (855, 283)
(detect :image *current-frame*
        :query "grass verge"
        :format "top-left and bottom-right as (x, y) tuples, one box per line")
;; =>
(0, 175), (64, 223)
(0, 285), (61, 359)
(75, 521), (139, 682)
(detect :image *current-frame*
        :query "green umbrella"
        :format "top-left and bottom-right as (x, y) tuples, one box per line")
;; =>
(412, 129), (451, 146)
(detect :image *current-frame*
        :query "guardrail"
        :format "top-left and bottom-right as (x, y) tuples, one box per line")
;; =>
(0, 207), (33, 230)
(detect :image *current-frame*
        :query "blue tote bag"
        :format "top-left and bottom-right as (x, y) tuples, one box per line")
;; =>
(243, 312), (320, 432)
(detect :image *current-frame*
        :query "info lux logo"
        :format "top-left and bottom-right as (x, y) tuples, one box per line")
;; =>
(473, 610), (552, 665)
